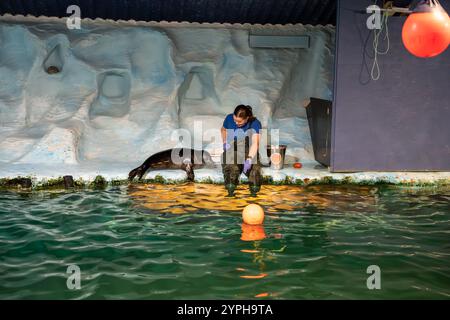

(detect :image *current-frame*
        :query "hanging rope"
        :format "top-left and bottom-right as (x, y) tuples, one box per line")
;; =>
(370, 6), (391, 81)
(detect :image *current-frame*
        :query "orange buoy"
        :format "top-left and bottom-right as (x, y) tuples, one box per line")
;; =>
(293, 162), (302, 169)
(402, 8), (450, 58)
(242, 204), (264, 225)
(240, 223), (266, 241)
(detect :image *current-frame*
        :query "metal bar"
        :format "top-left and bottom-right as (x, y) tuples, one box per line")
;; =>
(378, 7), (412, 13)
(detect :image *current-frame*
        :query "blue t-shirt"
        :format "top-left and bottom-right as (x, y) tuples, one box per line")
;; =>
(222, 114), (262, 141)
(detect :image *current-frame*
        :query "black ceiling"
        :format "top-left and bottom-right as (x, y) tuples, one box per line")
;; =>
(0, 0), (338, 25)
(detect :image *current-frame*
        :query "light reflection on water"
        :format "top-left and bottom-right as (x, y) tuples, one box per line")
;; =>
(128, 184), (379, 214)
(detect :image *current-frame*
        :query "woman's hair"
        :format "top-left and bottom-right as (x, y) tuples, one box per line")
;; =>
(234, 104), (256, 122)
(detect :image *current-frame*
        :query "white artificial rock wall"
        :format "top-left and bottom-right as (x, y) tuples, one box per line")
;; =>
(0, 16), (335, 176)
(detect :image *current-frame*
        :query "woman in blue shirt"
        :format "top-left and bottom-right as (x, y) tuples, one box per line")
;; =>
(221, 105), (262, 196)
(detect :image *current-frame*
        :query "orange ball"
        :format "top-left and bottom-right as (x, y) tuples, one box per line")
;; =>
(242, 204), (264, 225)
(293, 162), (302, 169)
(402, 11), (450, 58)
(270, 153), (282, 165)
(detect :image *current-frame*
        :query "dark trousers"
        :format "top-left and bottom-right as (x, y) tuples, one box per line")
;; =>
(221, 139), (262, 188)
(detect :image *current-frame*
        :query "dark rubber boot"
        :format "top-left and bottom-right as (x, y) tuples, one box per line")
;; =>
(249, 185), (260, 197)
(226, 183), (236, 197)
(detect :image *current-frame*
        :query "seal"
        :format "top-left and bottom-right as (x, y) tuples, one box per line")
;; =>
(128, 148), (215, 182)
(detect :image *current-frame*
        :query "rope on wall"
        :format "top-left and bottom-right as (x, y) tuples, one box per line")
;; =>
(371, 1), (392, 81)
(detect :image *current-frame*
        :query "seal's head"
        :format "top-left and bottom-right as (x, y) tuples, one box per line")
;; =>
(201, 150), (216, 168)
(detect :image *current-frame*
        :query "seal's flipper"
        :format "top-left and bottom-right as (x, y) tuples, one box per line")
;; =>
(128, 166), (146, 181)
(128, 167), (139, 181)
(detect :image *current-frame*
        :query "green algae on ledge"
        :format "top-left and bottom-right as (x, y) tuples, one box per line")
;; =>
(0, 174), (449, 191)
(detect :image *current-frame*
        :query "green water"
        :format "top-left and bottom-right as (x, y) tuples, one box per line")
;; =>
(0, 185), (449, 299)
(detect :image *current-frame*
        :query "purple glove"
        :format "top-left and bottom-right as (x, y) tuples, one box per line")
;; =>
(223, 143), (231, 151)
(243, 158), (252, 174)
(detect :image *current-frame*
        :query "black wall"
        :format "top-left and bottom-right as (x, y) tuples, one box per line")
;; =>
(0, 0), (336, 25)
(332, 0), (450, 172)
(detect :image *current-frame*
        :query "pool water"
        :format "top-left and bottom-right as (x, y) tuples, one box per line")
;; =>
(0, 184), (449, 299)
